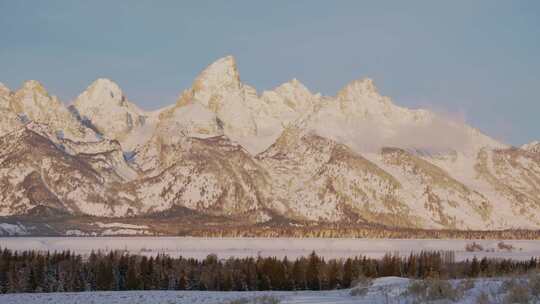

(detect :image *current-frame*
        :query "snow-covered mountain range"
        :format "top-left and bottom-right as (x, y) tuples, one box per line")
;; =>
(1, 56), (539, 230)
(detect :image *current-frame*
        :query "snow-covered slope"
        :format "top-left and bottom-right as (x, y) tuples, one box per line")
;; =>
(0, 276), (535, 304)
(0, 56), (538, 230)
(257, 127), (417, 226)
(0, 123), (137, 217)
(131, 135), (272, 222)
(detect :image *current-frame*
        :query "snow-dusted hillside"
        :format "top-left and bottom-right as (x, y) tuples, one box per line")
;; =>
(1, 276), (539, 304)
(0, 56), (539, 230)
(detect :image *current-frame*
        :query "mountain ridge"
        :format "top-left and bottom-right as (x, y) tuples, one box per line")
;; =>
(0, 55), (538, 233)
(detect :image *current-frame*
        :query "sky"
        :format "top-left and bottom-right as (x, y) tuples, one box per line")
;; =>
(0, 1), (538, 146)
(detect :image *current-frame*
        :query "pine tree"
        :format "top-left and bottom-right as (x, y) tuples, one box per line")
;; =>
(326, 260), (340, 289)
(177, 271), (187, 290)
(281, 256), (293, 291)
(306, 251), (320, 290)
(407, 254), (418, 278)
(342, 258), (354, 288)
(126, 258), (139, 290)
(470, 257), (480, 277)
(96, 260), (113, 290)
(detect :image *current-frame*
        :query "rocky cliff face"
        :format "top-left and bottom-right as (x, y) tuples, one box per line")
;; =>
(0, 56), (538, 230)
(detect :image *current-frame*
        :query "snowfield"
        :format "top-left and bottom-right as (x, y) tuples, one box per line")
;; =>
(0, 289), (359, 304)
(1, 237), (540, 261)
(0, 276), (537, 304)
(0, 223), (28, 236)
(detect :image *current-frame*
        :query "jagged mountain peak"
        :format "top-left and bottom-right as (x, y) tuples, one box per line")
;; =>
(266, 78), (317, 111)
(21, 79), (45, 90)
(76, 78), (127, 106)
(12, 80), (60, 107)
(275, 78), (311, 95)
(7, 81), (97, 142)
(12, 80), (62, 113)
(337, 77), (380, 100)
(18, 80), (50, 97)
(192, 55), (241, 93)
(72, 78), (145, 141)
(284, 77), (304, 87)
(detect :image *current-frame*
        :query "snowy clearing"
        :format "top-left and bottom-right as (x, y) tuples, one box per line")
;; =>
(1, 237), (540, 261)
(1, 276), (539, 304)
(0, 223), (28, 236)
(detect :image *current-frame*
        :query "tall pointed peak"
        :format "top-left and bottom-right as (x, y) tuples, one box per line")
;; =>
(192, 55), (241, 92)
(83, 78), (124, 102)
(279, 78), (310, 92)
(72, 78), (145, 141)
(13, 81), (52, 101)
(73, 78), (133, 111)
(337, 77), (379, 100)
(20, 80), (48, 94)
(89, 77), (121, 89)
(272, 78), (314, 102)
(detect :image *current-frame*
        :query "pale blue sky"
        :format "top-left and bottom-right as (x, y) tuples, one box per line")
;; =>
(0, 1), (538, 145)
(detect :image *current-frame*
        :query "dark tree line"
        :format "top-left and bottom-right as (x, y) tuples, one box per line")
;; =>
(0, 248), (538, 293)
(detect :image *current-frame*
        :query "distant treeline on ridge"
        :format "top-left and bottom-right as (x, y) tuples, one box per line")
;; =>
(180, 224), (540, 240)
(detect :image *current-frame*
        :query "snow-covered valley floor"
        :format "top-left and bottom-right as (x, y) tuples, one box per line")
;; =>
(1, 237), (540, 261)
(1, 276), (539, 304)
